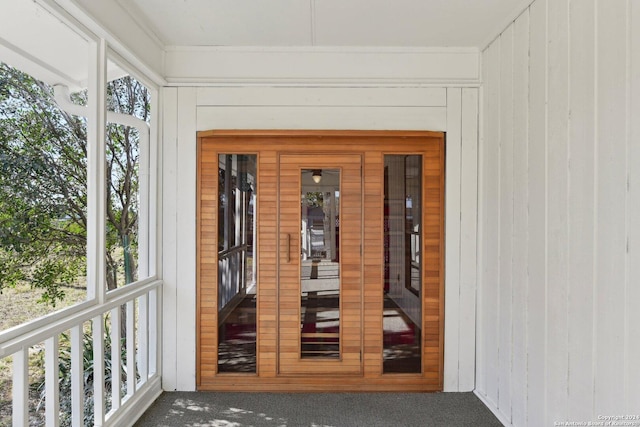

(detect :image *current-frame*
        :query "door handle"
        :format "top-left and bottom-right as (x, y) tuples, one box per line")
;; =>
(286, 233), (290, 263)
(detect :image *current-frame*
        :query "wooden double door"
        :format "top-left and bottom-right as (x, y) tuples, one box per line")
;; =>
(197, 131), (444, 391)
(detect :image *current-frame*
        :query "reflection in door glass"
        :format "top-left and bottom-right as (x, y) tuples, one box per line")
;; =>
(217, 154), (257, 372)
(383, 155), (422, 373)
(300, 169), (340, 358)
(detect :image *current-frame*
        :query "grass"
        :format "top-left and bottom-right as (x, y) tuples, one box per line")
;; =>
(0, 283), (86, 332)
(0, 282), (86, 425)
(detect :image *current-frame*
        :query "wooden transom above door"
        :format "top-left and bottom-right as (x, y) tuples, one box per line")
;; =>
(197, 130), (445, 392)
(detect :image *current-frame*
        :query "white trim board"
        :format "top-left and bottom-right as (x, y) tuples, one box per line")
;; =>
(160, 85), (479, 392)
(164, 47), (480, 86)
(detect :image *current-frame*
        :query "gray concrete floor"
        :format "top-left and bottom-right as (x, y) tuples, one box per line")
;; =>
(134, 392), (503, 427)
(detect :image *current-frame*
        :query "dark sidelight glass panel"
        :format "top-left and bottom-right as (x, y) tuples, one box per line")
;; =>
(300, 169), (341, 358)
(383, 155), (422, 373)
(217, 154), (257, 373)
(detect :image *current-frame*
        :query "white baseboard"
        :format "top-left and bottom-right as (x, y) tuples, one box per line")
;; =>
(474, 389), (513, 427)
(105, 375), (163, 427)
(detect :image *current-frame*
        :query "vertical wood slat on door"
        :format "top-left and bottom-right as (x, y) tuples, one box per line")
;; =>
(197, 142), (218, 382)
(423, 143), (444, 384)
(363, 150), (383, 377)
(257, 150), (278, 377)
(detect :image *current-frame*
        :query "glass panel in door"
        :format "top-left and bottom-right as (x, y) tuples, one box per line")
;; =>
(278, 154), (362, 375)
(383, 155), (423, 373)
(300, 169), (341, 358)
(217, 154), (257, 373)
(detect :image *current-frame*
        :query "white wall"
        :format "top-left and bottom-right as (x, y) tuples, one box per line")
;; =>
(477, 0), (640, 425)
(161, 61), (480, 391)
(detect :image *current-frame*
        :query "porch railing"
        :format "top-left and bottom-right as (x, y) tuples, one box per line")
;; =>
(0, 279), (162, 427)
(218, 244), (249, 310)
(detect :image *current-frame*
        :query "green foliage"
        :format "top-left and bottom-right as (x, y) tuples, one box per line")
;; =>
(0, 250), (25, 288)
(31, 257), (83, 306)
(0, 63), (87, 304)
(304, 191), (324, 207)
(0, 63), (150, 305)
(32, 317), (132, 427)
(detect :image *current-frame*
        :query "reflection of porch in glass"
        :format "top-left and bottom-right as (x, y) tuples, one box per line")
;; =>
(383, 154), (423, 373)
(216, 260), (341, 368)
(383, 296), (421, 373)
(300, 258), (340, 358)
(217, 295), (257, 373)
(301, 169), (340, 263)
(217, 154), (258, 373)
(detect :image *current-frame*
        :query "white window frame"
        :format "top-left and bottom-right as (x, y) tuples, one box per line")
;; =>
(104, 48), (160, 299)
(0, 6), (161, 351)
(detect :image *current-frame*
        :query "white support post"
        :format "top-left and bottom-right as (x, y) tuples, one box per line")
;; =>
(110, 307), (122, 412)
(148, 288), (159, 376)
(137, 293), (149, 385)
(86, 38), (108, 302)
(126, 299), (137, 397)
(45, 336), (60, 427)
(12, 348), (29, 427)
(444, 88), (462, 392)
(70, 325), (83, 427)
(149, 86), (160, 279)
(175, 87), (197, 391)
(138, 106), (150, 280)
(92, 315), (105, 426)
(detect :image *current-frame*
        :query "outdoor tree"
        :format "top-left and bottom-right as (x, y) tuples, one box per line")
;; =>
(0, 62), (148, 304)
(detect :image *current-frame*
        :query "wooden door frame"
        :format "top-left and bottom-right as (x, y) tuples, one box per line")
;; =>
(196, 130), (445, 391)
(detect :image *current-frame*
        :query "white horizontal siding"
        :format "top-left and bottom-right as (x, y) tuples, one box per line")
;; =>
(478, 0), (640, 425)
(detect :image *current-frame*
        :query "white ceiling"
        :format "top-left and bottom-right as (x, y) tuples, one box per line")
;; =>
(123, 0), (529, 48)
(0, 0), (89, 88)
(0, 0), (530, 88)
(0, 0), (128, 89)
